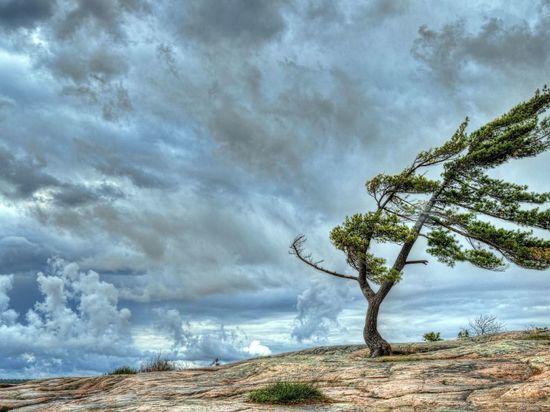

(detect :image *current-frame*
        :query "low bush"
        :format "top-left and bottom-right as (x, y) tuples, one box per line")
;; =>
(525, 325), (550, 340)
(423, 331), (443, 342)
(140, 353), (176, 373)
(248, 382), (326, 404)
(107, 366), (138, 375)
(457, 328), (470, 339)
(526, 325), (549, 333)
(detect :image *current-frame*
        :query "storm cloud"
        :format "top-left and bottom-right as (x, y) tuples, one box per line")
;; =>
(0, 0), (57, 30)
(0, 0), (548, 377)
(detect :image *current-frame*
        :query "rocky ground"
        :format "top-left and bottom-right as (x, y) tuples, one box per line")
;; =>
(1, 331), (549, 411)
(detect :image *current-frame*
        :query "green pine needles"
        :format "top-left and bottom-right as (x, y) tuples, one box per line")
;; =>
(291, 87), (550, 356)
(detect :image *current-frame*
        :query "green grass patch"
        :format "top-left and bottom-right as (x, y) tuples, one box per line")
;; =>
(107, 366), (138, 375)
(248, 382), (327, 404)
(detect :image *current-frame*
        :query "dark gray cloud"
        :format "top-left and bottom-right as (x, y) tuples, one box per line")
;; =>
(52, 182), (124, 207)
(0, 0), (57, 30)
(364, 0), (409, 22)
(412, 14), (550, 86)
(0, 236), (53, 273)
(0, 144), (125, 206)
(51, 47), (128, 82)
(55, 0), (149, 40)
(0, 145), (59, 199)
(179, 0), (288, 46)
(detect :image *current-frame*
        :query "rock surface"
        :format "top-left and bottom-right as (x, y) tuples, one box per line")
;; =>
(1, 331), (549, 411)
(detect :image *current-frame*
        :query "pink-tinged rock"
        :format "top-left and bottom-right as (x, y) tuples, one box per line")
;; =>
(1, 331), (549, 411)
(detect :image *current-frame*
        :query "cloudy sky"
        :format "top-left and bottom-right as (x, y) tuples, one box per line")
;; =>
(0, 0), (549, 378)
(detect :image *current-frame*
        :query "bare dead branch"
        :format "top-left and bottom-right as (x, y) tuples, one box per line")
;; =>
(290, 235), (358, 281)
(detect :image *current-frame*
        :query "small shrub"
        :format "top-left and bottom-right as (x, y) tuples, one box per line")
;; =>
(248, 382), (326, 404)
(469, 314), (504, 336)
(525, 325), (550, 340)
(457, 328), (470, 339)
(107, 366), (138, 375)
(526, 325), (549, 333)
(423, 331), (443, 342)
(140, 353), (176, 373)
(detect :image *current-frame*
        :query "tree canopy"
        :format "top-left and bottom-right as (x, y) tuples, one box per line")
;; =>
(291, 87), (550, 356)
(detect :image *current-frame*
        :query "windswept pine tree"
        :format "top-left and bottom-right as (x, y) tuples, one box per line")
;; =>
(291, 87), (550, 357)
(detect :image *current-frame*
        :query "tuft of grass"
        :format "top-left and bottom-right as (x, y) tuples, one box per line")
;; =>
(107, 366), (138, 375)
(248, 382), (326, 405)
(140, 353), (177, 373)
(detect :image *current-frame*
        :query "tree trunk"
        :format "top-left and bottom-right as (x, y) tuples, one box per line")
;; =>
(363, 297), (392, 357)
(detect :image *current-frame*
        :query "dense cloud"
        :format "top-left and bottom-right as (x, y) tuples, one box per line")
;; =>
(0, 259), (135, 376)
(0, 0), (57, 30)
(292, 279), (354, 342)
(180, 0), (288, 46)
(0, 260), (272, 377)
(0, 0), (548, 377)
(154, 307), (271, 362)
(412, 13), (550, 86)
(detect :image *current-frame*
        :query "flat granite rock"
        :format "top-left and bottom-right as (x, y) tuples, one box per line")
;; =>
(1, 331), (549, 411)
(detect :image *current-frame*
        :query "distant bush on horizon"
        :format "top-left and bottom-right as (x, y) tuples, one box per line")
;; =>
(139, 353), (177, 373)
(423, 331), (443, 342)
(469, 314), (505, 336)
(107, 366), (138, 375)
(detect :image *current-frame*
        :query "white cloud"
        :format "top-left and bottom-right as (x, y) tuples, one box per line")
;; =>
(0, 258), (135, 377)
(243, 340), (271, 357)
(292, 279), (354, 342)
(152, 308), (272, 363)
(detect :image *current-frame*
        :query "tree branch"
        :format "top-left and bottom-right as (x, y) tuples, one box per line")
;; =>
(427, 217), (511, 267)
(290, 235), (358, 281)
(405, 260), (428, 265)
(358, 261), (376, 300)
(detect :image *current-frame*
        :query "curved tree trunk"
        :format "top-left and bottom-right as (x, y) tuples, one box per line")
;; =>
(363, 297), (392, 357)
(362, 184), (448, 357)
